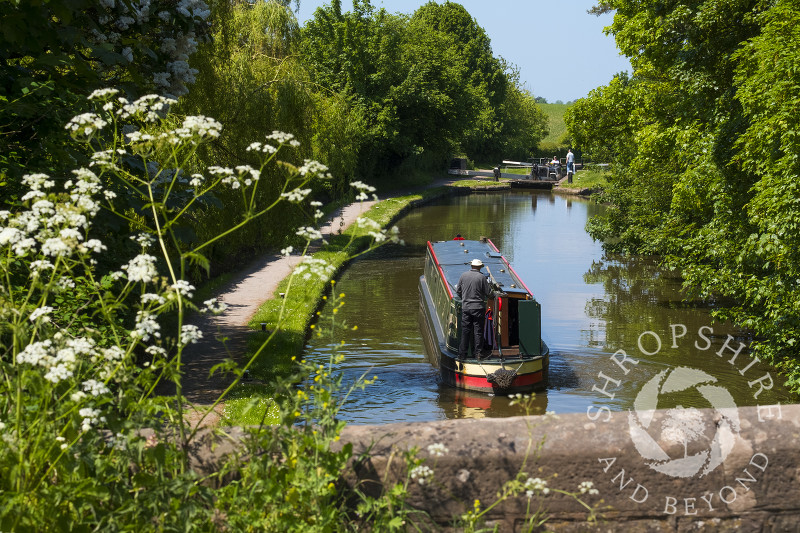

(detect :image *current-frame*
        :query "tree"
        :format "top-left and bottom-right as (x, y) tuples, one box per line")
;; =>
(0, 0), (211, 195)
(571, 0), (800, 391)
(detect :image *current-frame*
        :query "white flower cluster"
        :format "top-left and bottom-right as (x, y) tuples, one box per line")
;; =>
(170, 280), (195, 299)
(266, 131), (300, 147)
(298, 159), (330, 178)
(65, 113), (108, 138)
(524, 477), (549, 498)
(280, 246), (294, 257)
(117, 94), (177, 122)
(17, 336), (97, 385)
(89, 149), (124, 172)
(578, 481), (599, 495)
(170, 115), (222, 143)
(122, 254), (158, 283)
(131, 311), (161, 341)
(180, 324), (203, 345)
(295, 257), (335, 281)
(246, 141), (278, 155)
(79, 407), (107, 432)
(206, 166), (258, 190)
(202, 298), (227, 315)
(281, 188), (312, 203)
(235, 165), (260, 185)
(29, 306), (54, 323)
(82, 379), (111, 397)
(410, 465), (434, 486)
(1, 171), (106, 259)
(356, 218), (402, 245)
(88, 88), (120, 100)
(427, 442), (449, 457)
(132, 233), (155, 249)
(88, 1), (209, 97)
(350, 180), (377, 202)
(296, 226), (324, 242)
(141, 293), (166, 306)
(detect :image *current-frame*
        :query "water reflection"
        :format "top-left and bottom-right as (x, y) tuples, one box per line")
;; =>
(303, 191), (797, 424)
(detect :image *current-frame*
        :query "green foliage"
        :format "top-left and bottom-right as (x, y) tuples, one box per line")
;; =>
(573, 0), (800, 390)
(0, 0), (211, 197)
(300, 1), (547, 179)
(559, 166), (610, 190)
(0, 92), (413, 531)
(538, 103), (568, 151)
(564, 74), (637, 162)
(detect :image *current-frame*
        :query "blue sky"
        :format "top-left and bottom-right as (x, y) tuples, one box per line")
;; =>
(294, 0), (631, 103)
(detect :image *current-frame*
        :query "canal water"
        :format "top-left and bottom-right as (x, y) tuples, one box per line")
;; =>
(304, 191), (797, 424)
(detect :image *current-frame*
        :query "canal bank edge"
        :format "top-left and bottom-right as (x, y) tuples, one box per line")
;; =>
(185, 404), (800, 531)
(211, 181), (479, 412)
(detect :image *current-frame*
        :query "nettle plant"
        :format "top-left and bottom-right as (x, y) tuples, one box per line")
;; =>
(0, 89), (401, 530)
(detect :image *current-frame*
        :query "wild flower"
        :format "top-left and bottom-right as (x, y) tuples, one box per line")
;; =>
(202, 298), (227, 315)
(22, 173), (56, 190)
(88, 88), (120, 100)
(180, 325), (203, 344)
(281, 188), (312, 203)
(236, 165), (260, 181)
(56, 277), (76, 290)
(131, 311), (161, 341)
(427, 443), (449, 457)
(410, 465), (434, 486)
(578, 481), (599, 495)
(29, 260), (54, 274)
(280, 246), (293, 257)
(131, 233), (155, 248)
(298, 159), (329, 177)
(265, 131), (296, 144)
(170, 280), (195, 298)
(296, 226), (323, 241)
(246, 141), (278, 154)
(350, 180), (376, 193)
(82, 379), (110, 397)
(145, 345), (167, 357)
(295, 257), (335, 281)
(524, 477), (549, 498)
(65, 113), (108, 137)
(141, 293), (166, 306)
(123, 254), (158, 283)
(78, 407), (106, 432)
(178, 115), (222, 140)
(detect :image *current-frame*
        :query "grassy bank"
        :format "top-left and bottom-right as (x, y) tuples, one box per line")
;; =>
(224, 180), (491, 424)
(539, 102), (570, 151)
(557, 166), (610, 190)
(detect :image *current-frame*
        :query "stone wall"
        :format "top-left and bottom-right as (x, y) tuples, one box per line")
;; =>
(187, 404), (800, 531)
(335, 404), (800, 531)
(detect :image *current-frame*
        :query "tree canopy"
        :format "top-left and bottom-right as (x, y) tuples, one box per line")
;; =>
(301, 0), (546, 177)
(566, 0), (800, 391)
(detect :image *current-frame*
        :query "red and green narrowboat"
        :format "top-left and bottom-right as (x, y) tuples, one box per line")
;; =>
(419, 238), (549, 394)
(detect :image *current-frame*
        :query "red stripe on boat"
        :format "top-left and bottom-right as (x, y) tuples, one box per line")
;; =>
(487, 238), (534, 297)
(453, 371), (543, 390)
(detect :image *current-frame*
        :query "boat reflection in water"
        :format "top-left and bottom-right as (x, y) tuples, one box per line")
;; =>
(435, 386), (549, 419)
(419, 238), (550, 395)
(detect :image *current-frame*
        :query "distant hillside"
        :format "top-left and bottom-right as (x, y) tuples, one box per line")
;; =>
(538, 102), (570, 148)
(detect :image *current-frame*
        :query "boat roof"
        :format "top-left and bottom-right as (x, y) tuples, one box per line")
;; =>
(428, 240), (530, 296)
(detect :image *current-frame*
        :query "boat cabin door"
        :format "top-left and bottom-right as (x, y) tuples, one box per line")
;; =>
(490, 294), (541, 356)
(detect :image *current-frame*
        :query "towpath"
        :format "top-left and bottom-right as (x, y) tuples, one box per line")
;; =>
(180, 176), (464, 424)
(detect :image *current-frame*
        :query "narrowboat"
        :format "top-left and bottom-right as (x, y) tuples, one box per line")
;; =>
(419, 238), (549, 394)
